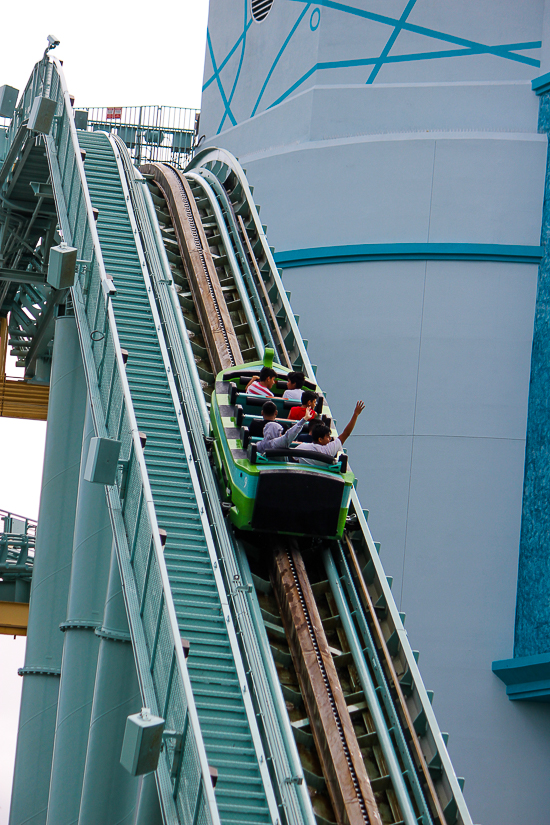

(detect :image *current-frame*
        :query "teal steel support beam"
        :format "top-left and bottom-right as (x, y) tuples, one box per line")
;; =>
(24, 288), (68, 379)
(134, 773), (163, 825)
(77, 547), (141, 824)
(45, 404), (112, 825)
(0, 268), (46, 285)
(0, 123), (28, 187)
(9, 315), (86, 825)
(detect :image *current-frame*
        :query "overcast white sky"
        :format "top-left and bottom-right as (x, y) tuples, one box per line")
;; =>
(0, 4), (209, 821)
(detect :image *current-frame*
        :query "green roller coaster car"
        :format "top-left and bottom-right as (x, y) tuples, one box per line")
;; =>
(210, 355), (356, 539)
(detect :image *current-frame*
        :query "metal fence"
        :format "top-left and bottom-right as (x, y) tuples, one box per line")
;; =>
(4, 56), (217, 824)
(0, 509), (35, 580)
(77, 105), (199, 168)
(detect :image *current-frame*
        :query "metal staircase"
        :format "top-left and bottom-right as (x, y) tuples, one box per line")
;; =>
(78, 129), (276, 825)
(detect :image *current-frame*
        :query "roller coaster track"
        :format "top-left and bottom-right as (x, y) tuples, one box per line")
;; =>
(134, 145), (473, 825)
(1, 56), (473, 825)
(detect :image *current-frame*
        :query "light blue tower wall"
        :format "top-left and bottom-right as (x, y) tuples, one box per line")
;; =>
(200, 3), (550, 824)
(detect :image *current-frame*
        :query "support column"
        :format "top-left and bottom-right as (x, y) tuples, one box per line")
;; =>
(46, 404), (112, 825)
(9, 315), (86, 825)
(78, 547), (141, 825)
(134, 773), (163, 825)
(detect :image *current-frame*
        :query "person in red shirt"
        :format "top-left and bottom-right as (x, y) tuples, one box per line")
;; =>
(288, 390), (318, 421)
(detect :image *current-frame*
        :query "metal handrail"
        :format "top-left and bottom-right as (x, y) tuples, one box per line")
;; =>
(346, 504), (473, 825)
(0, 508), (38, 527)
(42, 56), (219, 825)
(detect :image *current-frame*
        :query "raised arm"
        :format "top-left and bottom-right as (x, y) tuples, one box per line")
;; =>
(338, 401), (365, 445)
(245, 375), (259, 391)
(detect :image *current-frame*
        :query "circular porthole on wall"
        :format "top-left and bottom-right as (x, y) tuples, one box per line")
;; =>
(251, 0), (274, 22)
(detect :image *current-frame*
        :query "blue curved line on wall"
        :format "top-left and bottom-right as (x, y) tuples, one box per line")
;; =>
(206, 30), (237, 127)
(367, 0), (418, 85)
(218, 0), (249, 133)
(267, 41), (541, 109)
(273, 243), (544, 268)
(288, 0), (541, 66)
(203, 20), (253, 92)
(251, 3), (312, 118)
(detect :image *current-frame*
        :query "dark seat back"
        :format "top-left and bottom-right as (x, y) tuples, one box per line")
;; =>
(249, 419), (266, 437)
(252, 469), (345, 536)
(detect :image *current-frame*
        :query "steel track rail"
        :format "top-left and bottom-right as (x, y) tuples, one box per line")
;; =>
(186, 148), (313, 379)
(186, 166), (278, 359)
(237, 214), (292, 368)
(342, 530), (467, 825)
(185, 170), (265, 358)
(323, 547), (424, 825)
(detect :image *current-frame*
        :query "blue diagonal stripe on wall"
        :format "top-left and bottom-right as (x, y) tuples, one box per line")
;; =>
(204, 0), (541, 128)
(207, 30), (238, 127)
(203, 20), (253, 92)
(218, 0), (250, 133)
(367, 0), (418, 84)
(251, 3), (312, 118)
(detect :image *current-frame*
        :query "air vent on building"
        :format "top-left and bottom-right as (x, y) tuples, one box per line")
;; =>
(252, 0), (274, 22)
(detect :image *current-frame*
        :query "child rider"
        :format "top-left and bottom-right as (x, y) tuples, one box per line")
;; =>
(256, 401), (314, 453)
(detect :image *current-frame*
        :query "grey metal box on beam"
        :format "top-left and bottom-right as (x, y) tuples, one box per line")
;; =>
(84, 437), (122, 485)
(73, 110), (89, 130)
(120, 709), (165, 776)
(0, 85), (18, 119)
(27, 95), (57, 134)
(47, 243), (77, 290)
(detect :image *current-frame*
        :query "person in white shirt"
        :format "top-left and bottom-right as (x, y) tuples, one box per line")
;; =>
(256, 401), (314, 453)
(298, 401), (365, 465)
(282, 371), (306, 400)
(245, 367), (277, 397)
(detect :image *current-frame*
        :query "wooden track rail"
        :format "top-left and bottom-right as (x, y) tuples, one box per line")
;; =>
(271, 544), (383, 825)
(141, 163), (243, 373)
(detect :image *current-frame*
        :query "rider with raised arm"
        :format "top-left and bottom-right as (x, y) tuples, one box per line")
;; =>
(298, 401), (365, 465)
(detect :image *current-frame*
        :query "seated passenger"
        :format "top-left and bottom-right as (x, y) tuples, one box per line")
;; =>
(297, 401), (365, 465)
(245, 367), (277, 397)
(256, 401), (313, 454)
(283, 371), (306, 400)
(288, 390), (318, 421)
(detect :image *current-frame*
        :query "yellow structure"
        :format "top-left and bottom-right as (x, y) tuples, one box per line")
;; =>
(0, 316), (49, 420)
(0, 600), (29, 636)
